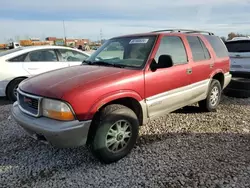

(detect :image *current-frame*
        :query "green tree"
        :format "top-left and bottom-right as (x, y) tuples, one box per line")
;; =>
(220, 36), (226, 42)
(227, 32), (249, 40)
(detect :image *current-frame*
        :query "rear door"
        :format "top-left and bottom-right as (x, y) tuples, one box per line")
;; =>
(186, 35), (229, 100)
(145, 35), (192, 118)
(56, 49), (89, 67)
(225, 40), (250, 74)
(185, 35), (213, 100)
(22, 49), (69, 75)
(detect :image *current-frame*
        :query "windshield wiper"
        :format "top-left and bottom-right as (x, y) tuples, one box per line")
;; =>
(82, 60), (93, 65)
(82, 60), (126, 68)
(90, 61), (126, 68)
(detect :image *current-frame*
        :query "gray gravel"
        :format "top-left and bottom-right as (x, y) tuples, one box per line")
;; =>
(0, 95), (250, 188)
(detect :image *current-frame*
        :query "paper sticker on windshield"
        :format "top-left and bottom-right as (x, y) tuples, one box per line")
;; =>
(129, 38), (149, 44)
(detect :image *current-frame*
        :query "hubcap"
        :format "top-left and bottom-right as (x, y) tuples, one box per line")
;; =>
(105, 120), (132, 153)
(210, 86), (219, 106)
(13, 86), (18, 98)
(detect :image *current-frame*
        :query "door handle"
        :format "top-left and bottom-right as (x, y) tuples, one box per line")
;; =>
(28, 68), (38, 70)
(186, 68), (192, 74)
(210, 63), (214, 68)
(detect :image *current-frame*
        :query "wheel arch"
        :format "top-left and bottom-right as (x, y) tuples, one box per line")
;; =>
(86, 95), (146, 147)
(210, 71), (224, 89)
(86, 91), (145, 126)
(5, 76), (28, 97)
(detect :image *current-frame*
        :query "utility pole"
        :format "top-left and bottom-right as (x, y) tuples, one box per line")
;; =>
(63, 20), (67, 46)
(100, 29), (103, 44)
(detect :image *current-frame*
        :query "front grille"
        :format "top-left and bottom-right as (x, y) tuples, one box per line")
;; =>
(18, 91), (41, 116)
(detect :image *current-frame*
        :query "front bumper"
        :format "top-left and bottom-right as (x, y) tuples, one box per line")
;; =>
(11, 101), (92, 148)
(230, 71), (250, 78)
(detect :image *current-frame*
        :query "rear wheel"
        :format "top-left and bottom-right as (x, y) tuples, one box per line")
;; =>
(89, 104), (139, 164)
(199, 79), (222, 112)
(6, 78), (25, 102)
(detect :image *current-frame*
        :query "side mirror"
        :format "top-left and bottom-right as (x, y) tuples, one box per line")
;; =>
(150, 54), (174, 71)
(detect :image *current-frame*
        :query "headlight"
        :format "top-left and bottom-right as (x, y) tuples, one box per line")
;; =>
(42, 98), (75, 121)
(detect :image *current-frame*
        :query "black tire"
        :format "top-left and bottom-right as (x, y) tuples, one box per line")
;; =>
(6, 78), (25, 102)
(89, 104), (139, 164)
(198, 79), (222, 112)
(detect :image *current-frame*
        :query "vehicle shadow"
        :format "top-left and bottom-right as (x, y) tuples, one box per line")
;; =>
(173, 105), (203, 114)
(0, 97), (12, 106)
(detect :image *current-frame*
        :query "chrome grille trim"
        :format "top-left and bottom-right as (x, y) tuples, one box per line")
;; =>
(17, 88), (43, 117)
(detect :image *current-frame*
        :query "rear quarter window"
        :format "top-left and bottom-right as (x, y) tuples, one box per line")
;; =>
(225, 40), (250, 53)
(204, 35), (228, 58)
(8, 53), (28, 62)
(186, 36), (211, 62)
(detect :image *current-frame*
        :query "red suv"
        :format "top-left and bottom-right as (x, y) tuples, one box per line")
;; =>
(12, 29), (232, 163)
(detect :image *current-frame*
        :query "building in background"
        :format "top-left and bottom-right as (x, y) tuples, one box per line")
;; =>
(65, 39), (76, 46)
(54, 38), (65, 46)
(45, 37), (57, 41)
(1, 36), (93, 49)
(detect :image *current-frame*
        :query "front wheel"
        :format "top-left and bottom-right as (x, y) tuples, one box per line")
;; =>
(198, 79), (222, 112)
(6, 78), (25, 102)
(89, 104), (139, 164)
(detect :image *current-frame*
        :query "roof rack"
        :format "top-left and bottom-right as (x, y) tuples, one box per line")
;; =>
(151, 29), (214, 35)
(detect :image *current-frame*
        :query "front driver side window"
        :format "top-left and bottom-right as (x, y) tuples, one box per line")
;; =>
(155, 36), (188, 65)
(58, 49), (88, 62)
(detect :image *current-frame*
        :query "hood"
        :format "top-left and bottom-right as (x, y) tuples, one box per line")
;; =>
(19, 65), (137, 98)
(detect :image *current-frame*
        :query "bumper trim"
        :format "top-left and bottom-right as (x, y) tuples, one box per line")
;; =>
(11, 101), (92, 148)
(223, 72), (232, 89)
(230, 71), (250, 77)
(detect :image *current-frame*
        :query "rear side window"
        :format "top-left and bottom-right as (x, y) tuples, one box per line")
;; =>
(58, 49), (89, 62)
(187, 36), (210, 61)
(8, 53), (28, 62)
(225, 40), (250, 53)
(155, 36), (188, 65)
(204, 35), (228, 58)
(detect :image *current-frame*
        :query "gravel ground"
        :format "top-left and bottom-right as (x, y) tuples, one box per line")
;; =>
(0, 95), (250, 188)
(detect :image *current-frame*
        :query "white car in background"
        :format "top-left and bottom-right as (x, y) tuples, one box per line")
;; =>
(225, 37), (250, 77)
(0, 45), (90, 101)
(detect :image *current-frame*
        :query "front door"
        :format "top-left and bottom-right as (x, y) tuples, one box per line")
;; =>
(22, 49), (69, 75)
(145, 35), (192, 119)
(56, 49), (89, 67)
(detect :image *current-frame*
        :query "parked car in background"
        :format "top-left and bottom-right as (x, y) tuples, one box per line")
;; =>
(12, 29), (231, 164)
(7, 42), (21, 49)
(0, 45), (90, 101)
(225, 37), (250, 77)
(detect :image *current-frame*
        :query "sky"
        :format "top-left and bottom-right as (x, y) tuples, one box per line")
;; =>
(1, 0), (250, 43)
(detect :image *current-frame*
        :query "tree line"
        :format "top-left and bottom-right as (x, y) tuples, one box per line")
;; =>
(220, 32), (250, 42)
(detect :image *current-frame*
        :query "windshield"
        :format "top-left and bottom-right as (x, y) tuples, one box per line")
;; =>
(86, 36), (157, 68)
(225, 40), (250, 52)
(0, 47), (24, 57)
